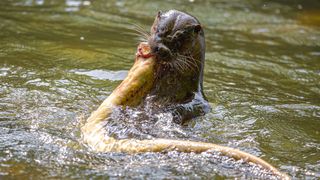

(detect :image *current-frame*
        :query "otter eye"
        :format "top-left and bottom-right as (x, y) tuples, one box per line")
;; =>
(185, 24), (202, 34)
(157, 27), (170, 37)
(155, 27), (164, 34)
(172, 30), (184, 40)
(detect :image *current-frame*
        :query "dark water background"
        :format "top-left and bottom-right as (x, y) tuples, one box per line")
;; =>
(0, 0), (319, 179)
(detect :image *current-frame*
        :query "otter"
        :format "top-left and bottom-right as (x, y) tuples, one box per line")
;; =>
(81, 10), (289, 179)
(147, 10), (210, 124)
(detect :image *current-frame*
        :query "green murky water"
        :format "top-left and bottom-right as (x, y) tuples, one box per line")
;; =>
(0, 0), (319, 179)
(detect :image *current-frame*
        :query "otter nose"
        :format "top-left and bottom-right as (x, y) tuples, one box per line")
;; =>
(153, 44), (171, 60)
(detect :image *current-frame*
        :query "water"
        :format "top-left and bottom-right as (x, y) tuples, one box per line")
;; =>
(0, 0), (319, 179)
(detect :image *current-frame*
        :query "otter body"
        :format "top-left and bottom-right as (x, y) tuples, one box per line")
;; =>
(147, 10), (210, 123)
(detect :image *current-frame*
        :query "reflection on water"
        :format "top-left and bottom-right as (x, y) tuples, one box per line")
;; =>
(0, 0), (319, 179)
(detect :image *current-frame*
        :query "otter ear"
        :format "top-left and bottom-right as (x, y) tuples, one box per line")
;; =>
(193, 24), (202, 33)
(157, 11), (162, 19)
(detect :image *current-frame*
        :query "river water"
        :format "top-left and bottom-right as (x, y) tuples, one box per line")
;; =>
(0, 0), (319, 179)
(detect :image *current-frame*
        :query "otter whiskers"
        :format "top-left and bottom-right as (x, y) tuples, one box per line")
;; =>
(173, 53), (200, 73)
(130, 23), (150, 42)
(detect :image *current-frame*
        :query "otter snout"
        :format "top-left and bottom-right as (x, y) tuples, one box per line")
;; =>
(148, 37), (172, 62)
(152, 43), (172, 60)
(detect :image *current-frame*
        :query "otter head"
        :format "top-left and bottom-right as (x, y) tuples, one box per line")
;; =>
(148, 10), (205, 104)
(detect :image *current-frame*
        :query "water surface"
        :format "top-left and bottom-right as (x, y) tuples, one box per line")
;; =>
(0, 0), (319, 179)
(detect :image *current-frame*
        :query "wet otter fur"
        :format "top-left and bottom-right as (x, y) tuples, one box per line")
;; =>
(147, 10), (210, 124)
(81, 10), (289, 179)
